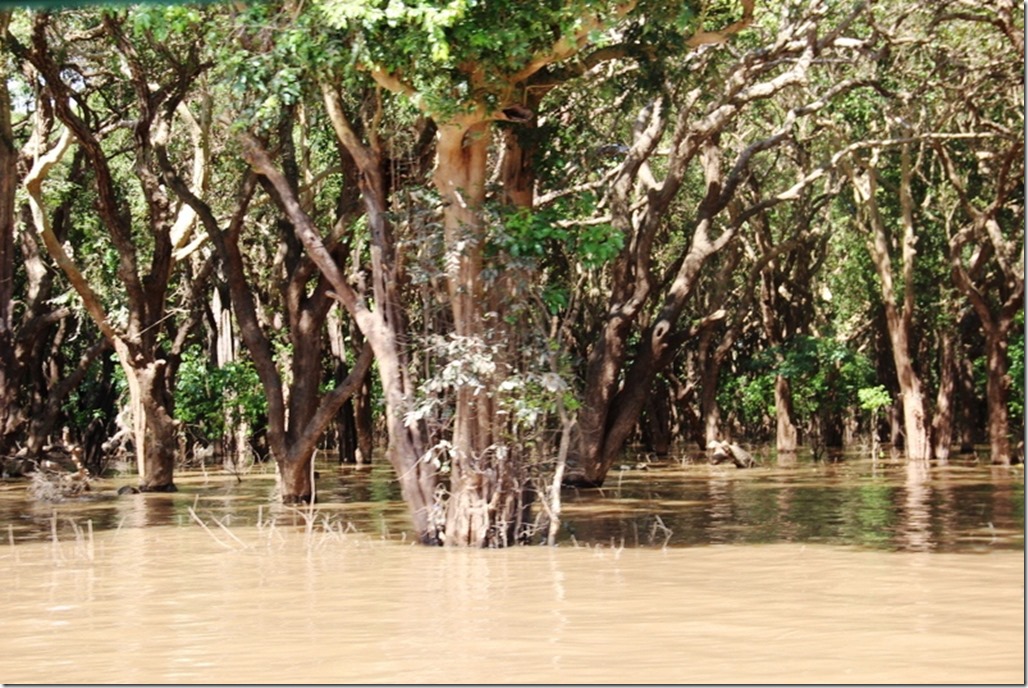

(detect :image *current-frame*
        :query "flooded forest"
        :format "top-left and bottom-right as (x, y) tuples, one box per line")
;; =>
(0, 0), (1023, 683)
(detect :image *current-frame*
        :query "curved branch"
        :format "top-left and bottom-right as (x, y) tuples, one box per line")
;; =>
(24, 127), (119, 344)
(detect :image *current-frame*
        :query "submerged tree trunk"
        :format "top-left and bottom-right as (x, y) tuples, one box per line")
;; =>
(0, 39), (18, 455)
(241, 93), (442, 543)
(120, 350), (178, 491)
(982, 328), (1014, 465)
(435, 118), (527, 547)
(774, 375), (799, 453)
(697, 330), (724, 448)
(566, 15), (834, 485)
(643, 376), (673, 457)
(15, 16), (213, 490)
(936, 144), (1023, 466)
(932, 326), (956, 463)
(850, 147), (931, 461)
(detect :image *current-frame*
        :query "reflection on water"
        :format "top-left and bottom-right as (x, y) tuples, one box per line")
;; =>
(0, 452), (1023, 684)
(0, 452), (1023, 553)
(0, 528), (1022, 684)
(560, 454), (1023, 553)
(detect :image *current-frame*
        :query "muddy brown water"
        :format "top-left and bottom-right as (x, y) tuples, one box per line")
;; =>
(0, 452), (1023, 683)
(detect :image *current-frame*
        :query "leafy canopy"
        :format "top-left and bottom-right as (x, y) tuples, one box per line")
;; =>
(314, 0), (705, 116)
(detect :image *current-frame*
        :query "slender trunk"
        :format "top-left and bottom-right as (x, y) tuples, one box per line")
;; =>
(0, 32), (19, 453)
(337, 398), (358, 464)
(851, 149), (931, 460)
(353, 367), (374, 464)
(334, 346), (374, 466)
(698, 336), (723, 447)
(889, 402), (903, 449)
(984, 327), (1013, 465)
(643, 377), (673, 457)
(954, 352), (978, 452)
(774, 375), (798, 453)
(932, 328), (956, 463)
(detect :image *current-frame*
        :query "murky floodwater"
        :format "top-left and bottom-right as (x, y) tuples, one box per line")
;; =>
(0, 452), (1023, 683)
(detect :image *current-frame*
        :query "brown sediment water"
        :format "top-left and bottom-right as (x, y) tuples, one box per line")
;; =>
(0, 453), (1023, 683)
(0, 526), (1022, 684)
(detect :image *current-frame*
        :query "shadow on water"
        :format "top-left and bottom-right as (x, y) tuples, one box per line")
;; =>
(0, 449), (1022, 553)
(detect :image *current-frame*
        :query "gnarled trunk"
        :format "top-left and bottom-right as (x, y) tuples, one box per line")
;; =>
(122, 351), (178, 491)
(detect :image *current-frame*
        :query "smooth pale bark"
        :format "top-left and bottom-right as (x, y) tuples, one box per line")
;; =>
(434, 118), (526, 547)
(318, 88), (441, 541)
(932, 326), (956, 463)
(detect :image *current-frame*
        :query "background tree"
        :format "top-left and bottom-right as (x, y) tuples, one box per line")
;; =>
(11, 10), (215, 490)
(559, 0), (896, 485)
(929, 2), (1024, 464)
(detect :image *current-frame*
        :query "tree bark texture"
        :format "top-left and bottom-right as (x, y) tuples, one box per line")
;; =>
(435, 119), (527, 547)
(850, 149), (931, 461)
(0, 39), (18, 453)
(242, 100), (442, 541)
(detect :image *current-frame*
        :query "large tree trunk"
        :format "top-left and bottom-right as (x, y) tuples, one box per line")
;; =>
(435, 119), (526, 547)
(122, 351), (178, 491)
(279, 311), (325, 502)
